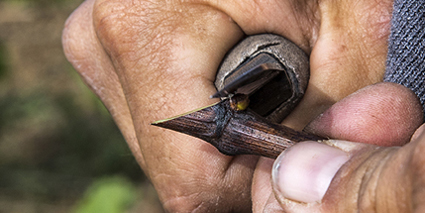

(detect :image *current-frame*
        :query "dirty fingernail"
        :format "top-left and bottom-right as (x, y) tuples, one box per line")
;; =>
(272, 141), (349, 203)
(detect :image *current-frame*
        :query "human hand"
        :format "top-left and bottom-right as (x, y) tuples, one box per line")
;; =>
(253, 83), (424, 212)
(63, 0), (400, 211)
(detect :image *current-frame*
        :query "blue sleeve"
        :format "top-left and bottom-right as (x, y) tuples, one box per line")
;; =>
(384, 0), (425, 121)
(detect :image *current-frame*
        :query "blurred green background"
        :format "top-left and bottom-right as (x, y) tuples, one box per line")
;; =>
(0, 0), (164, 212)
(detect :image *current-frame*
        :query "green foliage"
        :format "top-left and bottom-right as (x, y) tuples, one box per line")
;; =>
(0, 87), (144, 201)
(0, 42), (7, 81)
(73, 176), (137, 213)
(0, 0), (164, 211)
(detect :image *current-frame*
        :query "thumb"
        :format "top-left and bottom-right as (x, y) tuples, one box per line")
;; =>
(271, 141), (351, 205)
(271, 138), (423, 212)
(271, 82), (423, 212)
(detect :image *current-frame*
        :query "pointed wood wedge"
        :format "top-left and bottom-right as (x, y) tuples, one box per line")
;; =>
(152, 97), (323, 159)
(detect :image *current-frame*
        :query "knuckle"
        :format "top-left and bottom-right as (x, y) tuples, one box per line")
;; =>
(62, 1), (92, 66)
(93, 0), (177, 60)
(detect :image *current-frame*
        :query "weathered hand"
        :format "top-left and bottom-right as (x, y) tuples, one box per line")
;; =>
(62, 0), (400, 211)
(253, 83), (424, 212)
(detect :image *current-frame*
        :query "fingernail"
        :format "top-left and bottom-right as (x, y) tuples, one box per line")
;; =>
(272, 141), (349, 203)
(411, 124), (425, 141)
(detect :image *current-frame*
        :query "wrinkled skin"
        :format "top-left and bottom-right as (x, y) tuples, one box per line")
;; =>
(62, 0), (425, 212)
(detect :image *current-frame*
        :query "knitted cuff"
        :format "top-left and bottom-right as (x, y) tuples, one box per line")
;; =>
(384, 0), (425, 120)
